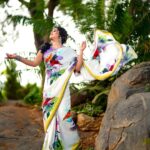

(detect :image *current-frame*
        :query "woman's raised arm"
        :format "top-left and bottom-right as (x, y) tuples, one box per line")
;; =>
(6, 50), (43, 67)
(75, 41), (86, 72)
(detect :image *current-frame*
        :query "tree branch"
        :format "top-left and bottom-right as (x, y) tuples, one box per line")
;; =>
(48, 0), (59, 17)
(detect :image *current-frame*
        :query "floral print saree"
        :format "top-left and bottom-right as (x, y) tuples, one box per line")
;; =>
(42, 30), (137, 150)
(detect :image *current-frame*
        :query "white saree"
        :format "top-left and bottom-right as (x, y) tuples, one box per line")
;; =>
(42, 30), (137, 150)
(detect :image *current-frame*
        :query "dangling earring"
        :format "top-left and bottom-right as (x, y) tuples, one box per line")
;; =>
(59, 36), (62, 44)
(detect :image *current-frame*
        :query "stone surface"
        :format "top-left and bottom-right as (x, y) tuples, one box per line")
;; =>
(77, 113), (104, 149)
(71, 92), (89, 107)
(108, 62), (150, 106)
(77, 113), (103, 131)
(95, 62), (150, 150)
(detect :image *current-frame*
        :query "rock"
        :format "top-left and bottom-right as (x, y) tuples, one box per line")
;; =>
(77, 113), (104, 149)
(79, 130), (98, 149)
(77, 113), (103, 131)
(71, 92), (89, 107)
(96, 93), (150, 150)
(108, 62), (150, 106)
(95, 62), (150, 150)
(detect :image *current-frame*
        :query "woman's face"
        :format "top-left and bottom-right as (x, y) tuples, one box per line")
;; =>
(49, 28), (60, 41)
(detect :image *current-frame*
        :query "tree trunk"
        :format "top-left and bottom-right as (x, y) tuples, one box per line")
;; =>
(26, 0), (59, 90)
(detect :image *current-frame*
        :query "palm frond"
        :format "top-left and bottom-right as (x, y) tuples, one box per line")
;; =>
(7, 15), (32, 26)
(95, 0), (105, 29)
(107, 0), (119, 28)
(7, 15), (54, 36)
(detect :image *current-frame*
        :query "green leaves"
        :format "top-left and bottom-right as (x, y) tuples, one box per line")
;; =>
(73, 102), (104, 117)
(59, 0), (150, 62)
(7, 14), (53, 36)
(0, 0), (9, 6)
(23, 83), (42, 105)
(3, 60), (22, 100)
(59, 0), (106, 41)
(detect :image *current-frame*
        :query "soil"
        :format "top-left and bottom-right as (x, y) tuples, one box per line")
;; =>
(0, 101), (97, 150)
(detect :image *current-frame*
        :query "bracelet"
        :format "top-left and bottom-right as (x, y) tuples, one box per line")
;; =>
(15, 55), (21, 61)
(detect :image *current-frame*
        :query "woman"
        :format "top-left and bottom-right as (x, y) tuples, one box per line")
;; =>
(6, 26), (86, 150)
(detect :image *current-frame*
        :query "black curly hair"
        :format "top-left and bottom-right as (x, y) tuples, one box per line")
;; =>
(40, 26), (68, 54)
(57, 26), (68, 44)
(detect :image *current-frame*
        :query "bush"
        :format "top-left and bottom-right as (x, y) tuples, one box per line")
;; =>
(0, 81), (6, 103)
(23, 84), (42, 105)
(72, 102), (104, 117)
(3, 60), (22, 100)
(0, 92), (4, 102)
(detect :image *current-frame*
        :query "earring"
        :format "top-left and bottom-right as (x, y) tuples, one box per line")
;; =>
(59, 36), (62, 44)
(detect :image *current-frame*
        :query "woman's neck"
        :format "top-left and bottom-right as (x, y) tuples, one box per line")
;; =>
(51, 41), (63, 49)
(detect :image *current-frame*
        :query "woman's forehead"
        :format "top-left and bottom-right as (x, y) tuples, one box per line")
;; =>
(52, 28), (59, 32)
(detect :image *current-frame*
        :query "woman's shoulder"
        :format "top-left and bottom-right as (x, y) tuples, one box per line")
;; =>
(40, 43), (51, 53)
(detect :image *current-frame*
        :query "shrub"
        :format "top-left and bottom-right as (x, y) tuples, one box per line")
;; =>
(23, 84), (42, 105)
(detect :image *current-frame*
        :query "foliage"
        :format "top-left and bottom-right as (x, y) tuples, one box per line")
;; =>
(1, 60), (42, 103)
(0, 81), (4, 101)
(8, 15), (53, 37)
(3, 60), (23, 100)
(86, 147), (94, 150)
(71, 79), (111, 116)
(59, 0), (105, 42)
(59, 0), (150, 62)
(73, 102), (104, 117)
(145, 83), (150, 92)
(0, 92), (3, 102)
(0, 88), (5, 102)
(23, 83), (42, 105)
(0, 0), (59, 48)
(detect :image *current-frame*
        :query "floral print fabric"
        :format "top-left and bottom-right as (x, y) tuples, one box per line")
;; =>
(73, 30), (137, 82)
(42, 47), (80, 150)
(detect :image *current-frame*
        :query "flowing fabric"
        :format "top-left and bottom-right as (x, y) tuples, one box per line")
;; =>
(71, 30), (137, 82)
(42, 30), (137, 150)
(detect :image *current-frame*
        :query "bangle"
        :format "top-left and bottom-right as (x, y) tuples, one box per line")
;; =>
(15, 55), (21, 61)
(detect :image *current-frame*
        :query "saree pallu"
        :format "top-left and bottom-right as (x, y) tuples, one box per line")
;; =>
(42, 30), (137, 150)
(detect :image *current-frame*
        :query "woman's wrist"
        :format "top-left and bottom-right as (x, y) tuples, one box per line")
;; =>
(15, 55), (21, 61)
(79, 50), (83, 55)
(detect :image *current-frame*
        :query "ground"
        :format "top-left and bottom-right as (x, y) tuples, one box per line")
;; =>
(0, 101), (44, 150)
(0, 101), (97, 150)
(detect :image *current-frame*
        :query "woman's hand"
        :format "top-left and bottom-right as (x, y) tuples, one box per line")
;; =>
(6, 53), (17, 59)
(6, 51), (43, 67)
(75, 41), (86, 72)
(80, 41), (86, 52)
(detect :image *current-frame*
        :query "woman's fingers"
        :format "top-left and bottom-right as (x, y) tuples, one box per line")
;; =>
(6, 53), (16, 59)
(81, 41), (86, 51)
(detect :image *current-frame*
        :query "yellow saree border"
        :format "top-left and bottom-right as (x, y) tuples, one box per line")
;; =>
(71, 140), (81, 150)
(83, 42), (123, 80)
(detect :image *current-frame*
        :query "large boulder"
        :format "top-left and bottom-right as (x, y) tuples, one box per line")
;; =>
(95, 62), (150, 150)
(108, 62), (150, 106)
